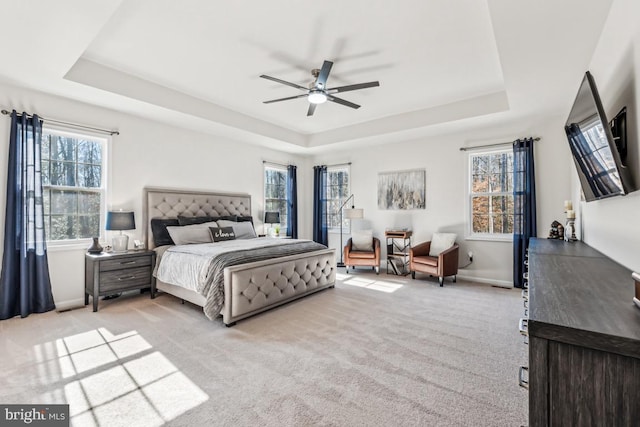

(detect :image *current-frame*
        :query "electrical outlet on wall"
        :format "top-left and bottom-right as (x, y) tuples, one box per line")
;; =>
(468, 251), (473, 262)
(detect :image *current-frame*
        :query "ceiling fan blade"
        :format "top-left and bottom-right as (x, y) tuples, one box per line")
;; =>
(260, 74), (307, 91)
(328, 81), (380, 94)
(263, 94), (310, 104)
(315, 60), (333, 89)
(328, 95), (360, 109)
(307, 103), (317, 116)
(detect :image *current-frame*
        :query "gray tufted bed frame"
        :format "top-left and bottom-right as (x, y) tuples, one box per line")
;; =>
(143, 187), (336, 326)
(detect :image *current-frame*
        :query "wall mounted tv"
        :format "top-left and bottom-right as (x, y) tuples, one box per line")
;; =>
(564, 71), (636, 202)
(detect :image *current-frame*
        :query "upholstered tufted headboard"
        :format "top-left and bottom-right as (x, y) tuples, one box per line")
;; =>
(143, 187), (252, 249)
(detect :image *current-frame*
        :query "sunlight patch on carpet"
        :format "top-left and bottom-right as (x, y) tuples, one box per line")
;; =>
(340, 275), (404, 293)
(32, 328), (208, 426)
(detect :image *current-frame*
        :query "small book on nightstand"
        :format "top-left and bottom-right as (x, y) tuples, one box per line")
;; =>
(633, 272), (640, 309)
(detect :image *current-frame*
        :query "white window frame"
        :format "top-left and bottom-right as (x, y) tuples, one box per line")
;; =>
(42, 126), (109, 249)
(263, 164), (288, 235)
(466, 147), (513, 242)
(326, 165), (351, 234)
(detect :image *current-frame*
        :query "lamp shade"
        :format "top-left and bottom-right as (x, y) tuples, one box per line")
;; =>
(345, 208), (364, 219)
(106, 211), (135, 231)
(264, 211), (280, 224)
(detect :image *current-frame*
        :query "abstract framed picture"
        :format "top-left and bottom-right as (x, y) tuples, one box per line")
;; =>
(377, 169), (426, 210)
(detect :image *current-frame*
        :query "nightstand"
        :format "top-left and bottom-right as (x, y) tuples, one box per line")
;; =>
(85, 250), (156, 312)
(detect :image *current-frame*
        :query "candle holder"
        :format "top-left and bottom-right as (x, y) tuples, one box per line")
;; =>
(565, 218), (577, 242)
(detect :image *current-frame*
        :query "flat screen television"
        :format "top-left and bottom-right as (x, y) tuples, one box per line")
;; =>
(564, 71), (636, 202)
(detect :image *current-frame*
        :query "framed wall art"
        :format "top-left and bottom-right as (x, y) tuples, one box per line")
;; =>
(377, 169), (426, 210)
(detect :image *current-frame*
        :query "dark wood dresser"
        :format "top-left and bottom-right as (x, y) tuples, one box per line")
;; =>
(525, 238), (640, 426)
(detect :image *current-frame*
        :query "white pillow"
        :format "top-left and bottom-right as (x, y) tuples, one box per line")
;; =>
(166, 221), (218, 245)
(351, 229), (374, 251)
(217, 219), (257, 239)
(429, 233), (457, 256)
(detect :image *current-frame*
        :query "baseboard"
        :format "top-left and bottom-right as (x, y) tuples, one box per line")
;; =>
(456, 274), (512, 288)
(55, 298), (86, 312)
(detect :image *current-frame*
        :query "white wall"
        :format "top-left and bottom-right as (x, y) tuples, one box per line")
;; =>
(0, 83), (575, 310)
(0, 82), (309, 309)
(313, 118), (572, 286)
(576, 0), (640, 272)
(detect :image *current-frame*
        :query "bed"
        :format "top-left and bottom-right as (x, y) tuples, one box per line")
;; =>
(143, 187), (336, 326)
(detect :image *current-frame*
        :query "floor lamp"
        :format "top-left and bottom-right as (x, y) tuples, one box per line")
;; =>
(337, 194), (364, 267)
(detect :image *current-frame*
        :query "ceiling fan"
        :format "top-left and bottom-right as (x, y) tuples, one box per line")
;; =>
(260, 60), (380, 116)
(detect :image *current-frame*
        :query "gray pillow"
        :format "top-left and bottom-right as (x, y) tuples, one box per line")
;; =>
(166, 221), (218, 245)
(351, 230), (374, 251)
(217, 219), (257, 239)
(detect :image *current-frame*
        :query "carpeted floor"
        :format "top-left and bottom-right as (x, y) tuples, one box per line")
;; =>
(0, 272), (528, 426)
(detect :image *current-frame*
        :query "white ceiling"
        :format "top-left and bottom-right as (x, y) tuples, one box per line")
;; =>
(0, 0), (614, 153)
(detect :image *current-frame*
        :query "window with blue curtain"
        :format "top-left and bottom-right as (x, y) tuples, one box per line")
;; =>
(313, 165), (328, 245)
(1, 111), (55, 319)
(513, 137), (537, 289)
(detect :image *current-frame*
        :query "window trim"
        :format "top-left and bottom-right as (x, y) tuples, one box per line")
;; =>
(42, 125), (110, 247)
(326, 164), (351, 234)
(465, 147), (514, 242)
(263, 164), (288, 235)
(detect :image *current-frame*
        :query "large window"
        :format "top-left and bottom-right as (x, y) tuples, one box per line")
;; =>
(326, 166), (350, 231)
(264, 165), (288, 232)
(42, 129), (107, 242)
(468, 149), (513, 239)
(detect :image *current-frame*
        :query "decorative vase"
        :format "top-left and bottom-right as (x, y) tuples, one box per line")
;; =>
(87, 237), (103, 254)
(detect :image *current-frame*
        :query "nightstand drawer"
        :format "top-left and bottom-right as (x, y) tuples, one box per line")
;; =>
(99, 255), (152, 272)
(99, 266), (152, 291)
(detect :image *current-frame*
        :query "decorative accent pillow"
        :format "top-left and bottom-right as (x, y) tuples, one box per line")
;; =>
(151, 218), (180, 246)
(166, 221), (218, 245)
(217, 219), (257, 239)
(429, 233), (457, 256)
(178, 215), (237, 225)
(351, 230), (374, 252)
(177, 215), (214, 226)
(209, 227), (236, 242)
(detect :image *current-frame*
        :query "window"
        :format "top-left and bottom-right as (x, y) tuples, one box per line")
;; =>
(326, 165), (350, 232)
(42, 128), (107, 243)
(264, 165), (287, 232)
(468, 149), (513, 239)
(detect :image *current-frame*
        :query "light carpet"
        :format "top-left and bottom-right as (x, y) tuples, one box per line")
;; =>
(0, 272), (528, 426)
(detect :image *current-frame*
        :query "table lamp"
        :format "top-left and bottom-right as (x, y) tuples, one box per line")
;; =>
(106, 210), (135, 252)
(264, 211), (280, 236)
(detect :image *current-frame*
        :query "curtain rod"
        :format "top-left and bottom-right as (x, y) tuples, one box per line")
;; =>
(459, 137), (540, 151)
(1, 109), (120, 136)
(315, 162), (352, 168)
(263, 160), (295, 168)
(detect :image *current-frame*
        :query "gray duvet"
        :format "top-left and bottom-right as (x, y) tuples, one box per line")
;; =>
(156, 238), (327, 319)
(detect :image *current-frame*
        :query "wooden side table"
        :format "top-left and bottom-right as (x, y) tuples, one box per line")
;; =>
(84, 250), (156, 312)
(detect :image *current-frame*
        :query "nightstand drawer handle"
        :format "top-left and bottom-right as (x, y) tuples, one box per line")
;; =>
(118, 275), (136, 281)
(519, 318), (528, 336)
(519, 366), (529, 389)
(120, 261), (137, 265)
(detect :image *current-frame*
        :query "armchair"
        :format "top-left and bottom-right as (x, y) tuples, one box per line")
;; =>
(409, 239), (459, 286)
(344, 237), (381, 274)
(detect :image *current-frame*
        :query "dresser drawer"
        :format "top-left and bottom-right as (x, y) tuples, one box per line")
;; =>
(99, 255), (152, 272)
(99, 266), (152, 292)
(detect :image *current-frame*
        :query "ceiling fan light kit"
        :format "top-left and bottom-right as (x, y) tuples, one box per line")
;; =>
(261, 60), (379, 116)
(308, 91), (328, 104)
